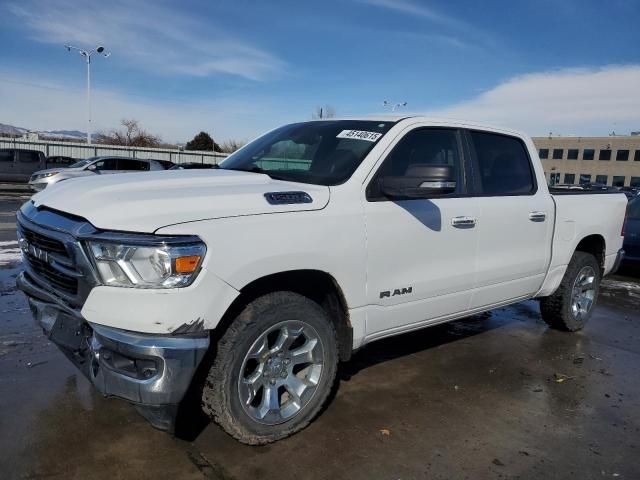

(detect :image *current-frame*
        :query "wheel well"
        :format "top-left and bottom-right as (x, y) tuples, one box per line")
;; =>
(575, 234), (605, 273)
(215, 270), (353, 362)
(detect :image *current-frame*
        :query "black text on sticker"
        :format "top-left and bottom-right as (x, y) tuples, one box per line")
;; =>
(336, 130), (383, 142)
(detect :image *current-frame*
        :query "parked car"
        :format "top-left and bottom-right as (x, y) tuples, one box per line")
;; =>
(45, 156), (77, 168)
(623, 195), (640, 265)
(0, 148), (46, 182)
(169, 162), (217, 170)
(153, 159), (176, 170)
(28, 156), (169, 191)
(16, 117), (627, 445)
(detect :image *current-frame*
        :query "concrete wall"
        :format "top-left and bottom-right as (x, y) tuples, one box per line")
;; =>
(532, 135), (640, 187)
(0, 138), (227, 165)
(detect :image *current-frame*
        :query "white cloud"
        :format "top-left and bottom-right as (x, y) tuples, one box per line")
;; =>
(357, 0), (497, 49)
(6, 0), (286, 81)
(425, 65), (640, 136)
(0, 70), (295, 143)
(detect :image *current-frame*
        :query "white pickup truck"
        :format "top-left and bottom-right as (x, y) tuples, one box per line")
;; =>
(16, 117), (627, 444)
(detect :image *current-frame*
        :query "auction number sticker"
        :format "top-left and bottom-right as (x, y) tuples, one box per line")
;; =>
(336, 130), (383, 142)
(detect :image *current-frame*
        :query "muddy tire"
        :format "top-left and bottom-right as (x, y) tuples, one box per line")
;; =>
(540, 251), (601, 331)
(202, 291), (338, 445)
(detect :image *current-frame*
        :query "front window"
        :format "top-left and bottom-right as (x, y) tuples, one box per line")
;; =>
(69, 158), (96, 168)
(219, 120), (395, 185)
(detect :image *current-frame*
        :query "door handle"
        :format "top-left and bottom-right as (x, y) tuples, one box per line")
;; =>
(451, 216), (477, 228)
(529, 211), (547, 222)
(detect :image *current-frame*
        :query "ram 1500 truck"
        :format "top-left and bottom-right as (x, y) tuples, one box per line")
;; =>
(16, 117), (627, 444)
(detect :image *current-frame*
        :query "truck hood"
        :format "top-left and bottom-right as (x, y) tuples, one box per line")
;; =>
(32, 169), (330, 233)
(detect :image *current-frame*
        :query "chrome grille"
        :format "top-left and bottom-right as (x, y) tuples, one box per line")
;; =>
(21, 227), (69, 257)
(24, 252), (78, 295)
(17, 204), (99, 307)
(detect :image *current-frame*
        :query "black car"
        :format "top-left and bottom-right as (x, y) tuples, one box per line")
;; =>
(169, 162), (217, 170)
(0, 148), (47, 182)
(623, 196), (640, 265)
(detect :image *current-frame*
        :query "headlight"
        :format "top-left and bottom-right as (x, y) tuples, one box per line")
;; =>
(40, 172), (59, 179)
(87, 240), (206, 288)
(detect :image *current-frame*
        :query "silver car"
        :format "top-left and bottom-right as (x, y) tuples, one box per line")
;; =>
(29, 156), (169, 192)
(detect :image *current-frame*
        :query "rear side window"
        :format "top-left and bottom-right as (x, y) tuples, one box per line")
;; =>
(18, 151), (41, 163)
(468, 131), (535, 195)
(119, 159), (150, 171)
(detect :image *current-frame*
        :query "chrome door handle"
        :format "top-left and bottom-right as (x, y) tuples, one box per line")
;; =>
(451, 216), (477, 228)
(529, 211), (547, 222)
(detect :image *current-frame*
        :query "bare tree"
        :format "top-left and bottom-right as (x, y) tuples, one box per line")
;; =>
(311, 105), (336, 120)
(97, 119), (161, 148)
(219, 139), (247, 153)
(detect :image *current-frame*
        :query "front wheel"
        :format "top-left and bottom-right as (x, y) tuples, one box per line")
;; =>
(540, 251), (601, 331)
(202, 291), (338, 445)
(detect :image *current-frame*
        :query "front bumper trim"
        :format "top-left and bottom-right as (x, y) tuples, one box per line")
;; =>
(16, 271), (210, 432)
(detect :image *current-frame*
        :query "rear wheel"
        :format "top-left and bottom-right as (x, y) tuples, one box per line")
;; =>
(540, 251), (601, 331)
(202, 291), (337, 445)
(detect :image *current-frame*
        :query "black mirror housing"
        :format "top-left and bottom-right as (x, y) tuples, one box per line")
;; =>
(380, 164), (457, 199)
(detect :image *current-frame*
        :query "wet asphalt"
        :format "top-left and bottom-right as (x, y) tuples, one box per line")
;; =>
(0, 185), (638, 480)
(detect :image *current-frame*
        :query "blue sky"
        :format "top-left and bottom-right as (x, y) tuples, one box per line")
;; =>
(0, 0), (639, 143)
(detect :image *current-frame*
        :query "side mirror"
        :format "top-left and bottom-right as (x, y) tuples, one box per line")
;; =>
(380, 164), (457, 199)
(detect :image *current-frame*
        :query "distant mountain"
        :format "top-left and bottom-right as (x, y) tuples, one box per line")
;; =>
(0, 122), (87, 140)
(47, 130), (87, 139)
(0, 123), (28, 135)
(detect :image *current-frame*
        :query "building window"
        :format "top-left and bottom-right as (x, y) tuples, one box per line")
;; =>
(635, 150), (640, 161)
(599, 149), (611, 160)
(595, 175), (608, 185)
(539, 149), (549, 159)
(631, 177), (640, 187)
(552, 149), (563, 159)
(564, 173), (575, 184)
(583, 149), (595, 160)
(549, 172), (560, 185)
(612, 176), (625, 187)
(567, 149), (579, 160)
(579, 174), (591, 185)
(616, 149), (629, 161)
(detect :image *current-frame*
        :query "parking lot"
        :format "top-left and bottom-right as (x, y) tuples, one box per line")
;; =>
(0, 187), (638, 480)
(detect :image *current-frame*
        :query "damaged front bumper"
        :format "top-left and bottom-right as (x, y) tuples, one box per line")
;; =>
(17, 271), (209, 433)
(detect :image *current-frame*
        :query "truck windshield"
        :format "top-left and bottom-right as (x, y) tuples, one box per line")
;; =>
(219, 120), (396, 186)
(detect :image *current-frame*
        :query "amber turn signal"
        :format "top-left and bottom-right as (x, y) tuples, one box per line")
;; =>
(175, 255), (201, 273)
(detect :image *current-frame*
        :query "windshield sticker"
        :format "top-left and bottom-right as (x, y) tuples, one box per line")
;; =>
(336, 130), (383, 142)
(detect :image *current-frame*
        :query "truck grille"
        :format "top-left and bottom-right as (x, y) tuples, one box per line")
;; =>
(25, 254), (78, 295)
(22, 227), (69, 257)
(20, 224), (79, 297)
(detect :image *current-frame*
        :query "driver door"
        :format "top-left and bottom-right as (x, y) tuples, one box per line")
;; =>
(362, 127), (479, 337)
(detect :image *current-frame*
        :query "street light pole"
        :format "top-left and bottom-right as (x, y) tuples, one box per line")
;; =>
(65, 44), (110, 144)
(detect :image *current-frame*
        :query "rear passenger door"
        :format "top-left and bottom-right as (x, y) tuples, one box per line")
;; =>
(465, 129), (554, 309)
